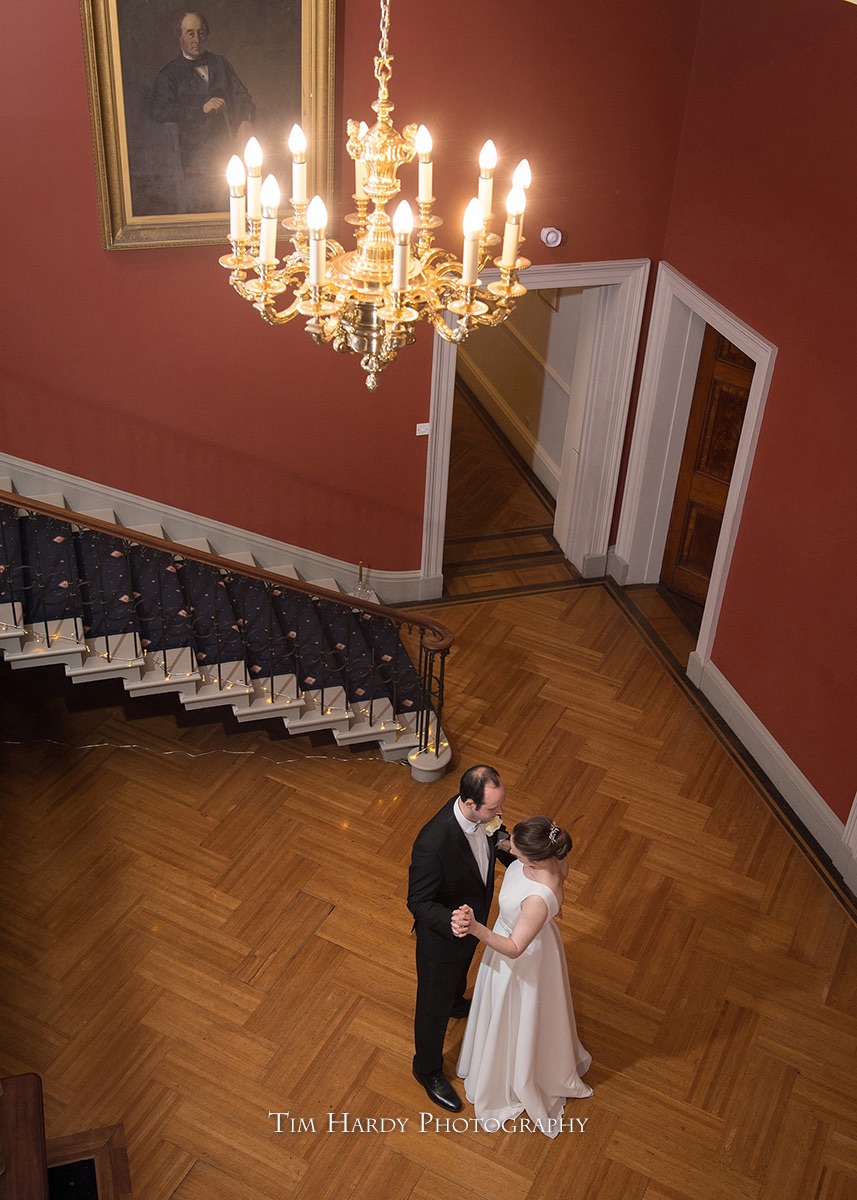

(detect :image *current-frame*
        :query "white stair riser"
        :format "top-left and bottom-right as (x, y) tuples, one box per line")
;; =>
(1, 477), (444, 780)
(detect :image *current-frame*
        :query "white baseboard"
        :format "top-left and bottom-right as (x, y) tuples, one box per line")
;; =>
(606, 550), (629, 585)
(581, 552), (608, 578)
(843, 795), (857, 895)
(0, 451), (433, 606)
(693, 656), (855, 885)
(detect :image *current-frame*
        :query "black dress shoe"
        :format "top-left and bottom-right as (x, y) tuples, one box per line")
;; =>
(412, 1068), (463, 1112)
(450, 998), (471, 1018)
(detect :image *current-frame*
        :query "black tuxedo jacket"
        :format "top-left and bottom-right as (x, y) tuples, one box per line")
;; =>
(407, 796), (511, 964)
(150, 52), (255, 169)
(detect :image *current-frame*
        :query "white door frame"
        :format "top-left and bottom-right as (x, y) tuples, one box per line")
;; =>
(418, 258), (650, 600)
(611, 262), (778, 684)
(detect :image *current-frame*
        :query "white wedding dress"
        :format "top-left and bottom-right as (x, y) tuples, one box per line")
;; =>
(456, 859), (592, 1137)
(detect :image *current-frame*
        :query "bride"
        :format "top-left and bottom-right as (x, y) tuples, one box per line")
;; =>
(452, 816), (592, 1137)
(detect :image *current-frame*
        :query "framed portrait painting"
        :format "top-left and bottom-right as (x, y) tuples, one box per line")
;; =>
(80, 0), (335, 249)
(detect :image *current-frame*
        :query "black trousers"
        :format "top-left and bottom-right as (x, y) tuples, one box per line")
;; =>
(413, 939), (474, 1076)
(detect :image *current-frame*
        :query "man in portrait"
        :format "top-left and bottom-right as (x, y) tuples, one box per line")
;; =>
(149, 10), (255, 214)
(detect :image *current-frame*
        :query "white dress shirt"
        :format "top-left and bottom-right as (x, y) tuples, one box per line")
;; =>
(454, 797), (489, 883)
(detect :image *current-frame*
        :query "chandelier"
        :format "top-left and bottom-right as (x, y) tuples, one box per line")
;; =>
(219, 0), (531, 390)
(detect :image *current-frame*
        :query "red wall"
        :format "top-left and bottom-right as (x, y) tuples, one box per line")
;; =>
(1, 2), (851, 820)
(1, 3), (438, 571)
(663, 0), (857, 821)
(0, 0), (697, 572)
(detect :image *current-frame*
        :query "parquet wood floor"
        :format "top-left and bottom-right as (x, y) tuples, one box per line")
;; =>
(621, 587), (699, 672)
(444, 385), (555, 542)
(442, 384), (578, 599)
(2, 575), (856, 1200)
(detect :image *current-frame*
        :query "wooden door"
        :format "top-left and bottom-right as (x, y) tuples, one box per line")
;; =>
(660, 324), (755, 606)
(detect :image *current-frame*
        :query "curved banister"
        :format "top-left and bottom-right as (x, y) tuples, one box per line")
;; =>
(0, 488), (454, 650)
(0, 487), (453, 762)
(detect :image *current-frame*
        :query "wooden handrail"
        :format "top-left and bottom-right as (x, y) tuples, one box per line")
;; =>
(0, 488), (454, 653)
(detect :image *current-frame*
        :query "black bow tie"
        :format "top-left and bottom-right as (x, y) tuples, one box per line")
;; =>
(187, 54), (209, 68)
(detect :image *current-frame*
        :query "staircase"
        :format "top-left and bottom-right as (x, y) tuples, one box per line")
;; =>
(0, 482), (452, 782)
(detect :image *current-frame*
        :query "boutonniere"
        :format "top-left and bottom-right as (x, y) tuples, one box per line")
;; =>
(483, 816), (502, 836)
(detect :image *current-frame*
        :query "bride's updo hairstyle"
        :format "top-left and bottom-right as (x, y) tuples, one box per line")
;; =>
(512, 816), (572, 862)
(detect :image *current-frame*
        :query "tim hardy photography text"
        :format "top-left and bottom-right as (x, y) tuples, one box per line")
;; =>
(268, 1111), (589, 1135)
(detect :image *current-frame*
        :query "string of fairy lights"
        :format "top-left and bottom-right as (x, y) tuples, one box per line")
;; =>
(0, 738), (409, 767)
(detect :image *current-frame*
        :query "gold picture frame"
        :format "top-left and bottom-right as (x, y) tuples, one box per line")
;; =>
(79, 0), (335, 250)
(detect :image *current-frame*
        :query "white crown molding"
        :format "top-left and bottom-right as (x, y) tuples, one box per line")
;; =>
(0, 451), (431, 605)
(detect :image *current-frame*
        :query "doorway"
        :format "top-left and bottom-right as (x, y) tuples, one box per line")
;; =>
(613, 263), (777, 687)
(659, 323), (756, 630)
(441, 378), (572, 599)
(419, 260), (650, 601)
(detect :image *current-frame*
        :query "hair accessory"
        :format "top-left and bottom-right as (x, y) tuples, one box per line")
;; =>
(548, 822), (560, 844)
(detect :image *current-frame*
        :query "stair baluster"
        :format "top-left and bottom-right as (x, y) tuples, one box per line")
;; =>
(0, 487), (453, 781)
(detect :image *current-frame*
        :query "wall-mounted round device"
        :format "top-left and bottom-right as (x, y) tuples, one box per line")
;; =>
(540, 227), (564, 248)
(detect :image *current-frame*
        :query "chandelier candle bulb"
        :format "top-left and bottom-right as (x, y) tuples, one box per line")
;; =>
(392, 201), (414, 292)
(512, 158), (532, 238)
(415, 125), (433, 203)
(259, 175), (280, 263)
(244, 137), (263, 219)
(500, 186), (526, 268)
(287, 124), (307, 204)
(512, 159), (532, 193)
(478, 140), (497, 220)
(226, 155), (246, 240)
(461, 198), (483, 286)
(307, 195), (327, 285)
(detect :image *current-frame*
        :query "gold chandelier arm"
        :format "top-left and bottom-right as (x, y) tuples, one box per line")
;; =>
(229, 274), (257, 304)
(255, 293), (304, 326)
(466, 301), (516, 328)
(309, 310), (343, 344)
(418, 281), (518, 343)
(424, 312), (469, 344)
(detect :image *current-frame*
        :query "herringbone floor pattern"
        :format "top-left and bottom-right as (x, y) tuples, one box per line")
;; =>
(442, 384), (578, 600)
(2, 575), (856, 1199)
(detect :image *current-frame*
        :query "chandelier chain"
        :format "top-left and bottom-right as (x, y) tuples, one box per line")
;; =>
(374, 0), (393, 106)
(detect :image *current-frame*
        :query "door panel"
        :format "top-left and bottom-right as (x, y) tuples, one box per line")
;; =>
(660, 326), (755, 605)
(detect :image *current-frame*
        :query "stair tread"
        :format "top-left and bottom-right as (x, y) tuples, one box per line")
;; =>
(233, 693), (305, 722)
(0, 492), (440, 780)
(77, 507), (118, 524)
(128, 523), (167, 538)
(182, 681), (253, 709)
(28, 492), (67, 509)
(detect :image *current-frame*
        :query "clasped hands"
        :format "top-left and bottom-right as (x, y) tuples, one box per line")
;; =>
(451, 904), (475, 938)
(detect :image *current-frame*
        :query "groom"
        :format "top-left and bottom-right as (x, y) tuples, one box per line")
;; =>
(407, 764), (512, 1111)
